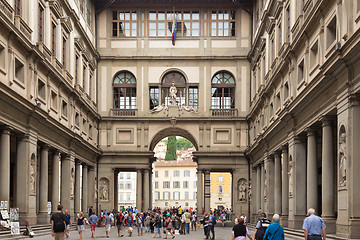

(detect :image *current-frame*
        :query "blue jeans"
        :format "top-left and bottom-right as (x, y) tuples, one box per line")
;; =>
(128, 222), (133, 228)
(185, 223), (190, 234)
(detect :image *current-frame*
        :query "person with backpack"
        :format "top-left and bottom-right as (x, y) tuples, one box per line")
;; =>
(115, 211), (124, 237)
(254, 213), (271, 240)
(153, 213), (162, 238)
(206, 211), (215, 239)
(127, 211), (134, 228)
(51, 205), (66, 240)
(232, 217), (253, 240)
(263, 214), (284, 240)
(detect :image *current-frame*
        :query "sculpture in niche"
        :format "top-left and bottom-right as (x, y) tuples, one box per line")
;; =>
(288, 160), (293, 196)
(99, 178), (109, 201)
(339, 132), (347, 186)
(238, 180), (247, 202)
(264, 169), (267, 201)
(169, 82), (177, 106)
(70, 168), (74, 197)
(248, 182), (252, 203)
(29, 163), (35, 193)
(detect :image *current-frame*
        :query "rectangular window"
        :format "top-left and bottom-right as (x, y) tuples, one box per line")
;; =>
(50, 90), (58, 110)
(14, 0), (21, 16)
(165, 170), (169, 177)
(277, 22), (282, 53)
(193, 181), (197, 188)
(173, 192), (180, 200)
(0, 44), (5, 69)
(113, 87), (137, 109)
(188, 87), (198, 110)
(155, 171), (159, 177)
(211, 10), (236, 37)
(126, 193), (131, 200)
(310, 40), (319, 69)
(276, 92), (281, 110)
(217, 176), (224, 182)
(184, 170), (190, 177)
(298, 59), (304, 83)
(286, 6), (290, 42)
(112, 11), (137, 37)
(38, 80), (46, 99)
(62, 100), (68, 118)
(89, 73), (93, 97)
(155, 192), (160, 200)
(155, 181), (158, 189)
(174, 170), (180, 177)
(163, 192), (170, 200)
(119, 173), (124, 179)
(150, 87), (159, 110)
(193, 192), (196, 200)
(119, 183), (124, 189)
(183, 181), (189, 188)
(126, 183), (131, 189)
(75, 112), (80, 127)
(62, 37), (67, 69)
(270, 102), (274, 118)
(75, 54), (79, 85)
(83, 66), (86, 88)
(51, 22), (56, 56)
(38, 5), (44, 42)
(82, 118), (86, 132)
(185, 192), (189, 200)
(89, 124), (92, 138)
(163, 181), (170, 188)
(126, 173), (131, 179)
(326, 16), (337, 49)
(119, 193), (123, 201)
(15, 58), (24, 83)
(284, 82), (289, 100)
(173, 181), (180, 188)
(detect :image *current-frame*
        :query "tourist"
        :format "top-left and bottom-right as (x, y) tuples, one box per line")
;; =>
(180, 212), (186, 234)
(232, 217), (252, 240)
(302, 208), (326, 240)
(64, 210), (71, 239)
(136, 212), (143, 236)
(150, 215), (155, 233)
(153, 213), (162, 238)
(220, 211), (226, 227)
(264, 214), (284, 240)
(105, 212), (112, 238)
(115, 211), (124, 237)
(178, 206), (183, 217)
(206, 211), (215, 240)
(164, 215), (175, 239)
(51, 205), (66, 240)
(240, 213), (247, 226)
(88, 212), (99, 238)
(127, 210), (134, 228)
(88, 206), (93, 218)
(185, 209), (191, 234)
(76, 212), (86, 240)
(145, 214), (150, 233)
(254, 213), (271, 240)
(191, 212), (197, 231)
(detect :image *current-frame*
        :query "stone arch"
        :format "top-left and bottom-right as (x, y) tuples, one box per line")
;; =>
(99, 177), (109, 201)
(149, 127), (199, 151)
(238, 178), (247, 202)
(159, 68), (189, 84)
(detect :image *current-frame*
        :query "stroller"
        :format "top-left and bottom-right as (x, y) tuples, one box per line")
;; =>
(22, 217), (35, 238)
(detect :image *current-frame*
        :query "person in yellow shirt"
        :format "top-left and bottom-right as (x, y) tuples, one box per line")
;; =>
(178, 206), (183, 217)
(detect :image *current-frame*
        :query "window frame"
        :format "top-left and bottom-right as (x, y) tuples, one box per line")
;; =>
(210, 10), (236, 37)
(211, 71), (236, 109)
(113, 71), (137, 109)
(112, 10), (138, 37)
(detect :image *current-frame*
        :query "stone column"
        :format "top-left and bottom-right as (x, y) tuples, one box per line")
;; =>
(74, 161), (81, 215)
(51, 151), (60, 213)
(82, 165), (88, 212)
(260, 164), (265, 211)
(88, 167), (96, 212)
(16, 134), (29, 216)
(61, 154), (73, 212)
(114, 170), (118, 211)
(256, 166), (261, 213)
(197, 170), (204, 216)
(265, 156), (274, 216)
(143, 169), (150, 211)
(136, 170), (142, 211)
(0, 128), (11, 203)
(281, 147), (289, 226)
(307, 129), (318, 211)
(204, 170), (211, 213)
(38, 145), (49, 223)
(274, 152), (282, 215)
(321, 119), (335, 229)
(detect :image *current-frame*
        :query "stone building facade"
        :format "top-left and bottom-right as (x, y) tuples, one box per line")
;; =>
(247, 0), (360, 238)
(0, 0), (359, 238)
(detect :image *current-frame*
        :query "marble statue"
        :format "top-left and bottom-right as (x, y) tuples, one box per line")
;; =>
(169, 82), (177, 105)
(99, 178), (109, 201)
(180, 105), (198, 114)
(339, 132), (347, 186)
(248, 184), (252, 203)
(288, 160), (293, 196)
(149, 103), (168, 114)
(264, 169), (267, 201)
(70, 168), (74, 197)
(239, 180), (246, 202)
(29, 164), (35, 193)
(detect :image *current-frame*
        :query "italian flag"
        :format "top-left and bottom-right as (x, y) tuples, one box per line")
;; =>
(172, 13), (177, 46)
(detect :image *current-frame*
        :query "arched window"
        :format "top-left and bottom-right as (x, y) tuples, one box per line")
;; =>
(162, 71), (186, 107)
(211, 71), (235, 109)
(113, 71), (137, 109)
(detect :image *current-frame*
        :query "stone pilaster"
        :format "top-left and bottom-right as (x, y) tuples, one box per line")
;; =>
(0, 128), (11, 203)
(196, 169), (204, 216)
(113, 170), (118, 211)
(306, 129), (318, 211)
(265, 156), (274, 217)
(88, 167), (96, 213)
(74, 161), (81, 214)
(16, 134), (29, 217)
(143, 169), (150, 211)
(204, 170), (211, 213)
(274, 152), (282, 215)
(38, 145), (49, 224)
(256, 166), (261, 213)
(260, 163), (265, 211)
(82, 165), (88, 212)
(61, 154), (73, 213)
(51, 150), (60, 214)
(281, 147), (289, 227)
(136, 170), (142, 211)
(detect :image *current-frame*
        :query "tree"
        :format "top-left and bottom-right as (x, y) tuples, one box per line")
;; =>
(176, 138), (193, 150)
(165, 136), (177, 160)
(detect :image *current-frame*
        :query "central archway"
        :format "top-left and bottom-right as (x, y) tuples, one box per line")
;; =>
(149, 127), (199, 151)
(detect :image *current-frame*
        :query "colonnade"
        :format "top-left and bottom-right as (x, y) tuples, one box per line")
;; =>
(0, 127), (97, 224)
(251, 118), (336, 230)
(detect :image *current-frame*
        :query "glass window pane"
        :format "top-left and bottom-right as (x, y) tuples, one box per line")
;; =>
(183, 12), (190, 20)
(125, 12), (130, 20)
(112, 22), (117, 36)
(149, 22), (156, 36)
(167, 13), (173, 20)
(231, 11), (236, 20)
(119, 22), (124, 37)
(158, 22), (165, 36)
(211, 22), (217, 36)
(113, 11), (117, 20)
(149, 12), (156, 20)
(132, 12), (137, 20)
(158, 12), (165, 20)
(224, 10), (229, 20)
(192, 12), (199, 20)
(212, 11), (217, 20)
(119, 11), (124, 20)
(132, 22), (137, 37)
(183, 22), (190, 36)
(219, 11), (223, 20)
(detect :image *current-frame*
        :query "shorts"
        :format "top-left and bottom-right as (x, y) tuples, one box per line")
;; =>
(155, 227), (161, 234)
(77, 225), (84, 232)
(117, 224), (123, 230)
(106, 224), (111, 232)
(53, 232), (65, 240)
(66, 224), (70, 230)
(166, 228), (172, 231)
(90, 223), (96, 231)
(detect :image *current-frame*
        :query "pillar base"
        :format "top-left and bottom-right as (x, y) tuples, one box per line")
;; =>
(337, 218), (360, 239)
(322, 216), (336, 234)
(280, 215), (288, 227)
(288, 215), (306, 229)
(37, 212), (50, 224)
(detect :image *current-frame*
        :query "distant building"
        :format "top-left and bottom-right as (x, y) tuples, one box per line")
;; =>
(118, 172), (137, 210)
(210, 173), (232, 210)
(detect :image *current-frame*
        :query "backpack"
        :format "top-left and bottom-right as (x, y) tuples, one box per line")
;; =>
(128, 214), (133, 223)
(53, 213), (66, 232)
(255, 218), (271, 240)
(211, 215), (217, 224)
